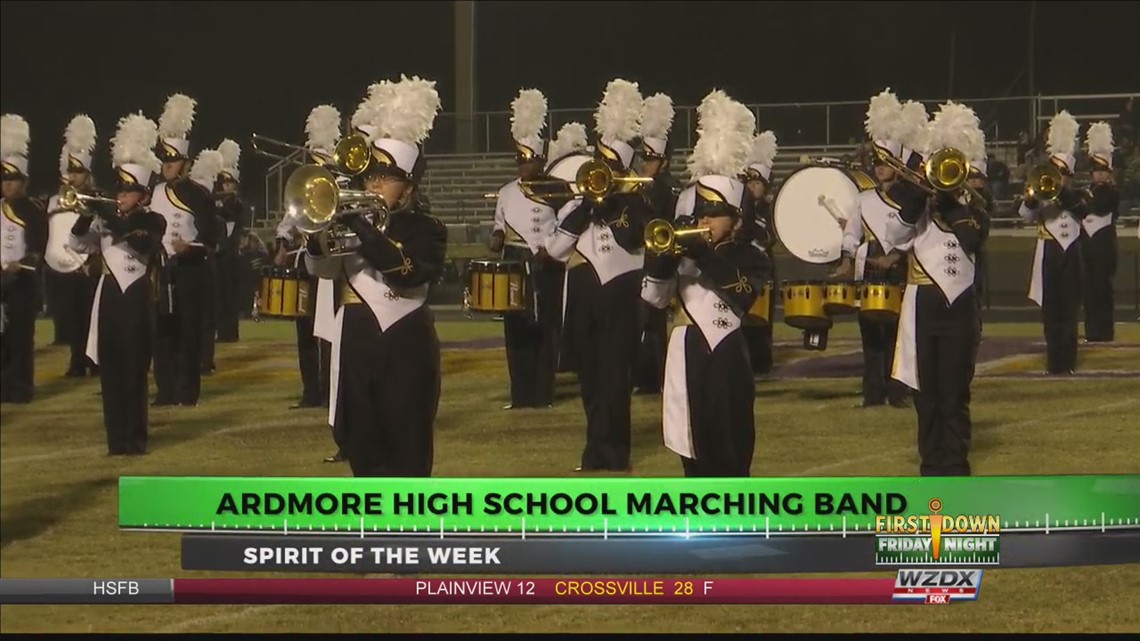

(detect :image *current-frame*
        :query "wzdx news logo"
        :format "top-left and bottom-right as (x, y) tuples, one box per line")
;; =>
(892, 569), (983, 604)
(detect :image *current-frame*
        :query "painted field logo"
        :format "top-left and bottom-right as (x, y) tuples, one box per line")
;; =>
(892, 569), (983, 604)
(874, 498), (1000, 566)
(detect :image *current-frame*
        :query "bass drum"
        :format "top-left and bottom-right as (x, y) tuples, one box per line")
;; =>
(773, 164), (875, 264)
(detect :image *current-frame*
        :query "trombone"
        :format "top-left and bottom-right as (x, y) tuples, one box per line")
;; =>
(873, 146), (984, 205)
(49, 185), (118, 215)
(644, 218), (712, 255)
(282, 164), (389, 257)
(251, 133), (373, 176)
(1025, 163), (1064, 202)
(520, 158), (653, 203)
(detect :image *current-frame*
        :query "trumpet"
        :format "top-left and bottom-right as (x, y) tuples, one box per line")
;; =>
(50, 185), (118, 215)
(520, 158), (653, 203)
(252, 133), (373, 176)
(874, 146), (984, 205)
(1025, 163), (1064, 202)
(282, 164), (389, 257)
(644, 218), (712, 255)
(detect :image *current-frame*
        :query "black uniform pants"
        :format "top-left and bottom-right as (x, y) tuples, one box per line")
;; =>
(572, 270), (640, 471)
(97, 278), (152, 454)
(201, 258), (217, 371)
(48, 269), (98, 374)
(1041, 241), (1081, 373)
(0, 271), (37, 403)
(1081, 227), (1116, 342)
(558, 264), (591, 374)
(504, 258), (564, 407)
(859, 314), (909, 405)
(633, 301), (667, 393)
(154, 259), (209, 405)
(911, 286), (979, 477)
(215, 251), (242, 342)
(46, 269), (72, 346)
(680, 330), (756, 477)
(335, 304), (440, 477)
(295, 313), (331, 406)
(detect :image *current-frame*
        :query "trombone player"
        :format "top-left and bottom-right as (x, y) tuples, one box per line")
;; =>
(541, 79), (654, 473)
(1019, 111), (1085, 375)
(303, 76), (446, 478)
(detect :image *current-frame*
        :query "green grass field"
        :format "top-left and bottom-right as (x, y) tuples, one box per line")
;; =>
(1, 318), (1138, 633)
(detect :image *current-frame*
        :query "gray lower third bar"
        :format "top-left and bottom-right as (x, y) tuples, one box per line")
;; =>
(0, 579), (174, 604)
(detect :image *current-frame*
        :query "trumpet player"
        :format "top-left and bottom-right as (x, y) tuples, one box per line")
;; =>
(642, 90), (769, 477)
(213, 139), (245, 344)
(1020, 111), (1085, 374)
(150, 93), (217, 407)
(542, 79), (653, 473)
(1, 114), (47, 405)
(886, 102), (990, 477)
(488, 89), (561, 410)
(1080, 122), (1119, 343)
(68, 113), (166, 455)
(46, 115), (103, 377)
(306, 76), (446, 478)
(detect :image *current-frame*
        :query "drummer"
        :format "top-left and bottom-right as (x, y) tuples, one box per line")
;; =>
(830, 90), (910, 409)
(488, 89), (562, 410)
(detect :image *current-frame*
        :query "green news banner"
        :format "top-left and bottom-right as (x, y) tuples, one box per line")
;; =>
(118, 476), (1139, 534)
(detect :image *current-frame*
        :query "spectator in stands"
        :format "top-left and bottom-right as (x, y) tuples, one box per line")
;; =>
(1016, 131), (1033, 165)
(987, 154), (1010, 201)
(238, 232), (268, 319)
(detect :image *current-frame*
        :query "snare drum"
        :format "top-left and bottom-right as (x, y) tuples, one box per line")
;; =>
(859, 281), (903, 322)
(823, 281), (859, 315)
(257, 267), (312, 318)
(466, 259), (528, 314)
(744, 281), (773, 326)
(782, 280), (832, 330)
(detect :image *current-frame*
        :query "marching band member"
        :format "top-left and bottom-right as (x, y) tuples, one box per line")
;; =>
(489, 89), (561, 409)
(833, 90), (910, 409)
(887, 102), (990, 476)
(741, 130), (778, 376)
(633, 93), (678, 395)
(214, 139), (245, 344)
(1020, 111), (1083, 374)
(543, 79), (652, 472)
(1, 115), (46, 404)
(1080, 122), (1119, 343)
(965, 135), (994, 311)
(151, 93), (217, 406)
(643, 91), (769, 477)
(46, 115), (102, 377)
(307, 76), (446, 477)
(68, 113), (166, 455)
(190, 145), (225, 375)
(545, 122), (590, 376)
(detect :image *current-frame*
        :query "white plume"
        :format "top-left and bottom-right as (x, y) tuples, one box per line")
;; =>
(158, 93), (196, 139)
(928, 101), (983, 161)
(59, 114), (97, 174)
(218, 138), (240, 172)
(1, 114), (30, 159)
(510, 89), (547, 141)
(687, 90), (754, 178)
(374, 75), (441, 145)
(749, 130), (778, 167)
(1086, 121), (1114, 157)
(189, 149), (224, 187)
(864, 88), (903, 141)
(352, 81), (396, 138)
(306, 104), (342, 151)
(1046, 110), (1079, 156)
(898, 101), (930, 152)
(594, 78), (642, 145)
(111, 112), (161, 173)
(547, 122), (588, 160)
(639, 93), (675, 139)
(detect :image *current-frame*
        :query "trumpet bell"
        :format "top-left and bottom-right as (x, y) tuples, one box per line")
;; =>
(643, 218), (711, 255)
(1027, 164), (1063, 201)
(333, 135), (372, 176)
(924, 148), (971, 191)
(283, 165), (341, 233)
(577, 159), (615, 201)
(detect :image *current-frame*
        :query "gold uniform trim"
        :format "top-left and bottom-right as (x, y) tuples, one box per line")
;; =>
(567, 250), (587, 269)
(166, 185), (194, 214)
(340, 281), (364, 304)
(906, 253), (934, 286)
(379, 238), (413, 275)
(2, 201), (25, 227)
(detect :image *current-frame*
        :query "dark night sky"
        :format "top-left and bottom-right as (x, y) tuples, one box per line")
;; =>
(2, 0), (1138, 197)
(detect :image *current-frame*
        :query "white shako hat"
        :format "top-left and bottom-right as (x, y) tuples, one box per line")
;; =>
(60, 114), (96, 176)
(593, 78), (642, 172)
(111, 112), (161, 191)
